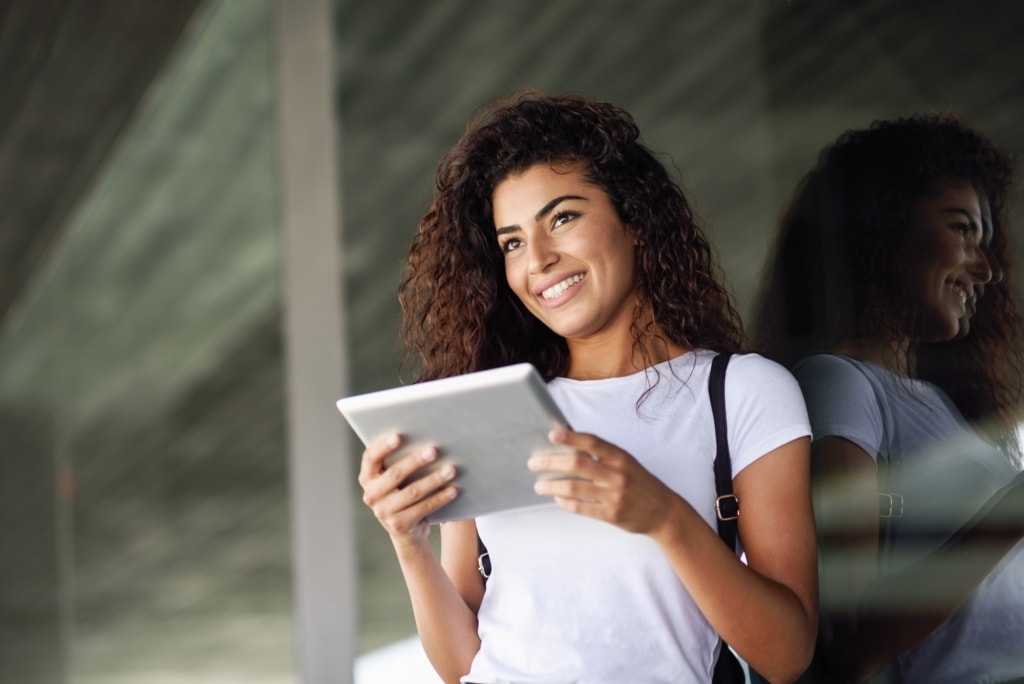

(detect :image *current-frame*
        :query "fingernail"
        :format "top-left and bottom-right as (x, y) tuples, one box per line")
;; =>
(420, 447), (436, 462)
(440, 464), (455, 478)
(527, 456), (541, 471)
(386, 434), (400, 447)
(549, 428), (567, 443)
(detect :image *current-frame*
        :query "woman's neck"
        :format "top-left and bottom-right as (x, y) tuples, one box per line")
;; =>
(564, 326), (687, 380)
(832, 336), (915, 376)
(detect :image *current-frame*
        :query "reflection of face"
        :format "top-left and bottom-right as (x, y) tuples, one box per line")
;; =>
(899, 180), (993, 342)
(492, 163), (638, 341)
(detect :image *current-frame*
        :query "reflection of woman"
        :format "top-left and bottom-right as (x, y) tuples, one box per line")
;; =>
(753, 114), (1024, 683)
(358, 91), (817, 683)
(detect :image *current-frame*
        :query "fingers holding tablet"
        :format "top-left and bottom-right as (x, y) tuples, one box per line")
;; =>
(358, 433), (461, 539)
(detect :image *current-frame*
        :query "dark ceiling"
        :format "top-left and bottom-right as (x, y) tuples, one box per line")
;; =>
(0, 0), (203, 324)
(4, 0), (1024, 342)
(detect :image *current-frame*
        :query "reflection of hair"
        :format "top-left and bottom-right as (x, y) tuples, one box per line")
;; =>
(400, 90), (742, 382)
(753, 114), (1023, 454)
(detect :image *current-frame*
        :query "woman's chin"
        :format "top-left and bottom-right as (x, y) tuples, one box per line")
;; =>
(920, 314), (970, 343)
(953, 314), (972, 340)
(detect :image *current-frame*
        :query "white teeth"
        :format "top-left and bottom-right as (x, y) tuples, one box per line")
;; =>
(541, 274), (584, 300)
(951, 282), (968, 304)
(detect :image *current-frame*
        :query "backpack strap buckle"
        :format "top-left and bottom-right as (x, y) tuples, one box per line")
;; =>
(715, 494), (740, 522)
(878, 492), (904, 519)
(477, 551), (491, 579)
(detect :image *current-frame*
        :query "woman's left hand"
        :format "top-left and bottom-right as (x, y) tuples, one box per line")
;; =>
(527, 427), (674, 534)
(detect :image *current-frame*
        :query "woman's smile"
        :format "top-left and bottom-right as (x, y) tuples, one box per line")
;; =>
(537, 272), (587, 305)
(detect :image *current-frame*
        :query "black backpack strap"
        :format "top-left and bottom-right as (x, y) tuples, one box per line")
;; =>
(709, 351), (746, 683)
(477, 533), (491, 580)
(710, 352), (739, 552)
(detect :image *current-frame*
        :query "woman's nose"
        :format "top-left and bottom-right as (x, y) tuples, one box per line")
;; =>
(527, 235), (558, 273)
(969, 245), (994, 285)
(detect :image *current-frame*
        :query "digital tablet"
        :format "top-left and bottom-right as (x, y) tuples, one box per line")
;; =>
(336, 363), (572, 523)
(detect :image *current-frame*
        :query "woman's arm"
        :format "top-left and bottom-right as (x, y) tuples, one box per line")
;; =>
(358, 434), (483, 683)
(691, 437), (818, 683)
(814, 437), (1024, 681)
(395, 520), (482, 683)
(530, 430), (818, 683)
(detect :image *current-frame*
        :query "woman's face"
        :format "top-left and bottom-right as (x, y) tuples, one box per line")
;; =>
(898, 180), (993, 342)
(492, 162), (639, 342)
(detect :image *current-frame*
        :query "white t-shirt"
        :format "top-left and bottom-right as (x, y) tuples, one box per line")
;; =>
(794, 354), (1024, 684)
(463, 351), (811, 684)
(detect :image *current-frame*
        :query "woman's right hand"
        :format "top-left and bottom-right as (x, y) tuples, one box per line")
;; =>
(357, 433), (459, 547)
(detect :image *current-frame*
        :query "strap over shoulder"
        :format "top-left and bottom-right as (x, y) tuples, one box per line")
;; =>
(710, 352), (738, 552)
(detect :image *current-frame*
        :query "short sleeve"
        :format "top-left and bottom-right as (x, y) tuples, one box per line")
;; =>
(791, 354), (886, 463)
(723, 353), (812, 476)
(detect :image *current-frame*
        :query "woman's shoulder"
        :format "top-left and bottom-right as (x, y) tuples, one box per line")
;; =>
(792, 353), (877, 387)
(666, 350), (803, 398)
(788, 354), (893, 454)
(701, 351), (811, 470)
(702, 351), (807, 410)
(716, 350), (801, 385)
(793, 354), (894, 424)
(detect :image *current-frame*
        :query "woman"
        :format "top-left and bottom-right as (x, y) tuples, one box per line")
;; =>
(753, 114), (1024, 683)
(359, 91), (817, 684)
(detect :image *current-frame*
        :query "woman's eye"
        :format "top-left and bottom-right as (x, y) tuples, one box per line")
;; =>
(500, 237), (524, 254)
(952, 222), (972, 236)
(552, 211), (577, 228)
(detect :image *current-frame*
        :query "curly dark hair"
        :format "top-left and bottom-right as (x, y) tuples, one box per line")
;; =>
(752, 113), (1023, 454)
(399, 90), (743, 385)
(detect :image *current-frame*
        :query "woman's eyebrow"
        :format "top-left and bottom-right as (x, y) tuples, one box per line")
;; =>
(495, 194), (587, 235)
(534, 194), (586, 221)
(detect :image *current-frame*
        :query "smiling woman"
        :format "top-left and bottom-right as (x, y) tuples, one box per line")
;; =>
(356, 91), (819, 684)
(752, 114), (1024, 683)
(492, 163), (641, 371)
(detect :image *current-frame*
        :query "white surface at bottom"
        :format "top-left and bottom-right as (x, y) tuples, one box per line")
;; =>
(355, 636), (442, 684)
